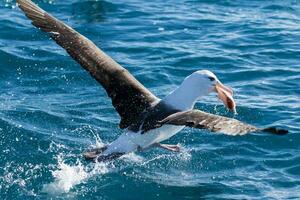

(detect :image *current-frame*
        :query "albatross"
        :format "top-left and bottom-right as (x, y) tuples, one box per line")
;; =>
(17, 0), (287, 162)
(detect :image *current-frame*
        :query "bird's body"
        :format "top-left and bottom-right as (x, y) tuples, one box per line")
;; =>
(103, 98), (185, 155)
(104, 125), (184, 155)
(16, 0), (288, 162)
(103, 78), (208, 156)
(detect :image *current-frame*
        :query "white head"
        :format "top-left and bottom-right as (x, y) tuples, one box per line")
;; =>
(164, 70), (236, 112)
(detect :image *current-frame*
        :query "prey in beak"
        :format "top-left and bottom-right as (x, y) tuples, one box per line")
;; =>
(215, 81), (236, 113)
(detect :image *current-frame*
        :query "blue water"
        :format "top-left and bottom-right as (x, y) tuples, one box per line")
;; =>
(1, 0), (300, 199)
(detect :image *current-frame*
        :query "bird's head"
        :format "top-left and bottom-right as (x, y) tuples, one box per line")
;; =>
(183, 70), (236, 112)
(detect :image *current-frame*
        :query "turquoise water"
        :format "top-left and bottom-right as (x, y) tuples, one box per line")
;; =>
(1, 0), (300, 199)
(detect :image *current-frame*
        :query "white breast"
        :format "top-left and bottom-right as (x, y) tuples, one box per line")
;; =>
(104, 125), (184, 155)
(128, 125), (184, 148)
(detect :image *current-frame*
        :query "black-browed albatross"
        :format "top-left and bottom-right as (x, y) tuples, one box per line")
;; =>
(17, 0), (288, 162)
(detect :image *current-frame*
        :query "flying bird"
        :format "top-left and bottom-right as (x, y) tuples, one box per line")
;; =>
(17, 0), (287, 162)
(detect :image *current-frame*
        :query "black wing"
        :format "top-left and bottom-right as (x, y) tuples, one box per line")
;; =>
(160, 110), (288, 136)
(17, 0), (159, 129)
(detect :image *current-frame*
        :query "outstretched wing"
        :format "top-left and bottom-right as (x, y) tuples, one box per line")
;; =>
(17, 0), (159, 129)
(160, 110), (288, 136)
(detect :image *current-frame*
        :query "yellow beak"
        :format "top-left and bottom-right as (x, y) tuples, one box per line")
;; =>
(215, 81), (236, 113)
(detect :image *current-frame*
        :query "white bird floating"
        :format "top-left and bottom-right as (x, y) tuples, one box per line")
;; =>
(17, 0), (288, 162)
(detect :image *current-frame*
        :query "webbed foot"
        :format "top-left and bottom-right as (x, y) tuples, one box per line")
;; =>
(155, 143), (181, 152)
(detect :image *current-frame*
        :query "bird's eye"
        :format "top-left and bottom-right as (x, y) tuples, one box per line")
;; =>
(208, 76), (215, 81)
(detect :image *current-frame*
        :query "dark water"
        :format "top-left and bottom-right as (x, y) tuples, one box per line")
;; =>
(1, 0), (300, 199)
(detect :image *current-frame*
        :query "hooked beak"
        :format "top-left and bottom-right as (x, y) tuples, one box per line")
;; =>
(214, 81), (236, 113)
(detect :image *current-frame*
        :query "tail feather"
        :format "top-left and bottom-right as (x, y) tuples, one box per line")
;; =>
(83, 146), (125, 162)
(96, 152), (125, 162)
(83, 146), (107, 160)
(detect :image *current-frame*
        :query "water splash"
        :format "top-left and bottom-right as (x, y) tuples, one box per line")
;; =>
(42, 157), (87, 195)
(42, 154), (109, 195)
(121, 152), (144, 164)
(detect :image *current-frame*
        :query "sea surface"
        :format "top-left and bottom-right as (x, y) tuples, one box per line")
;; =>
(1, 0), (300, 199)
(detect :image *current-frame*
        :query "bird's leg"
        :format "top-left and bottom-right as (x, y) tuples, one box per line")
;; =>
(137, 143), (181, 152)
(137, 145), (154, 152)
(155, 143), (181, 152)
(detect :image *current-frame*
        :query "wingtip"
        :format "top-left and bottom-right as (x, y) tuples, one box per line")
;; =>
(262, 126), (288, 135)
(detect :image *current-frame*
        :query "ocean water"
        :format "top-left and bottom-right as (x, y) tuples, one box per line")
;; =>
(0, 0), (300, 199)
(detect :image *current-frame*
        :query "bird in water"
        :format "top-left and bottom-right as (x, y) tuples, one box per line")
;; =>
(17, 0), (288, 162)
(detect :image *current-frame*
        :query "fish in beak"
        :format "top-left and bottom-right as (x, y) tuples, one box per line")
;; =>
(215, 81), (236, 113)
